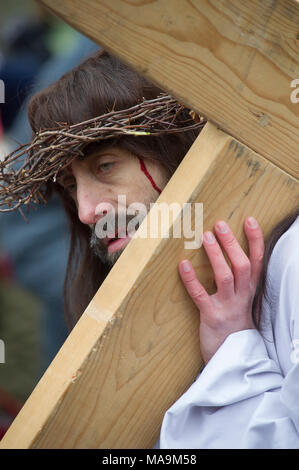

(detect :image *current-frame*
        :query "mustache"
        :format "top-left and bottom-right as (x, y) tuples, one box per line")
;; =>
(93, 209), (147, 240)
(89, 210), (146, 264)
(89, 201), (153, 267)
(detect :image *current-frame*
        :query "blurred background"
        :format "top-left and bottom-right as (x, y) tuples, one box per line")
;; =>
(0, 0), (99, 439)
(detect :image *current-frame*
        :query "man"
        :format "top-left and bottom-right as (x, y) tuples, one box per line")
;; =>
(24, 48), (203, 327)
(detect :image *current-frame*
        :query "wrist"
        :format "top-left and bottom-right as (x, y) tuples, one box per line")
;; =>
(200, 325), (257, 365)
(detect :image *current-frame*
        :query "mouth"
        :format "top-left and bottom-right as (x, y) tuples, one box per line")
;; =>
(105, 229), (132, 254)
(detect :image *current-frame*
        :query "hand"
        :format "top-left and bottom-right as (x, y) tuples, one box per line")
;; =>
(178, 217), (265, 365)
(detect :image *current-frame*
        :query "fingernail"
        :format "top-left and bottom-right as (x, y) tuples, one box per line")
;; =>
(247, 217), (258, 228)
(203, 231), (215, 244)
(181, 261), (191, 272)
(215, 221), (228, 233)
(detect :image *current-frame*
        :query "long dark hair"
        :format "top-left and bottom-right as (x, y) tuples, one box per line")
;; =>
(27, 49), (202, 328)
(27, 49), (298, 332)
(252, 206), (299, 329)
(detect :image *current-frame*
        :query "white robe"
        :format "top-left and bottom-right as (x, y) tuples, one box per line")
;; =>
(156, 215), (299, 449)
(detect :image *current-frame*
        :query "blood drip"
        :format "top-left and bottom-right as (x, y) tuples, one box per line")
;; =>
(138, 157), (162, 194)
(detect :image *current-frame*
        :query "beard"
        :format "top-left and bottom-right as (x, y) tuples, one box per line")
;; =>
(89, 197), (155, 268)
(89, 238), (124, 268)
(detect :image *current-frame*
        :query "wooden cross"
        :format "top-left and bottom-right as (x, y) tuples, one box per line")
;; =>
(1, 0), (298, 449)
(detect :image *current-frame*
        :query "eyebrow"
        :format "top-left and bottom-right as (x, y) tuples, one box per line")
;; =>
(88, 150), (118, 160)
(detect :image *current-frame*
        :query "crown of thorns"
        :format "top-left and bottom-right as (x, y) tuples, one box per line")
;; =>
(0, 93), (206, 215)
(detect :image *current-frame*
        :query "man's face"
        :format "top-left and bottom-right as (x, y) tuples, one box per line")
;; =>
(58, 146), (170, 267)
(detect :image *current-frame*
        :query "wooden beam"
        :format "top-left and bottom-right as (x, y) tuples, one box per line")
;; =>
(1, 123), (298, 448)
(38, 0), (299, 178)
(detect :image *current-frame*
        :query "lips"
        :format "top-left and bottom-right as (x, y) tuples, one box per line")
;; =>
(107, 233), (131, 253)
(107, 231), (118, 245)
(105, 228), (127, 246)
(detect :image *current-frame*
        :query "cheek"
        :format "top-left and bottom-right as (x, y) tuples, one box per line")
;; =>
(114, 157), (169, 203)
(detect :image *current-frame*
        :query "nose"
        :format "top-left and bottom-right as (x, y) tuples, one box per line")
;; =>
(95, 201), (114, 218)
(76, 178), (110, 226)
(77, 192), (97, 226)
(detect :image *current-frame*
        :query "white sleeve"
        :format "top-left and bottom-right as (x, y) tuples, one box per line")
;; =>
(158, 329), (299, 449)
(157, 223), (299, 449)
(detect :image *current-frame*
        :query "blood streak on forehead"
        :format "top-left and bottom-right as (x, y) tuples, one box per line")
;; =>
(138, 157), (162, 194)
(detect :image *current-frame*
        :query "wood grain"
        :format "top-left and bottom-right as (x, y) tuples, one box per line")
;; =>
(1, 123), (298, 448)
(38, 0), (299, 179)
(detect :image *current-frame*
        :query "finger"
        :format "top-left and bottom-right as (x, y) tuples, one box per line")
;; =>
(213, 221), (251, 294)
(201, 231), (235, 298)
(178, 260), (212, 311)
(243, 216), (265, 288)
